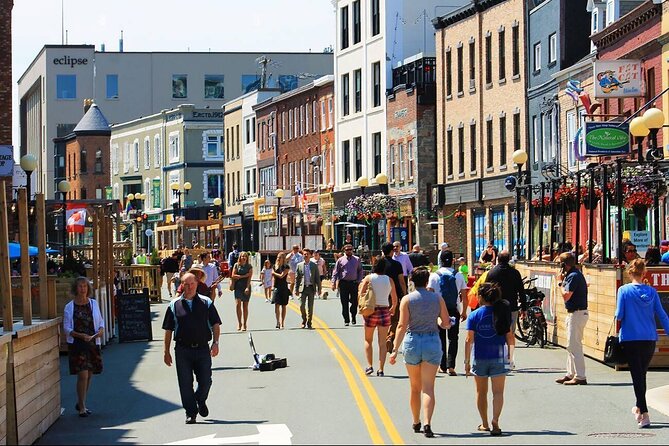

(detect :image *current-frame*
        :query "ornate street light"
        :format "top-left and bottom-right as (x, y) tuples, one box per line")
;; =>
(643, 107), (665, 161)
(275, 188), (285, 238)
(170, 182), (192, 216)
(630, 116), (650, 162)
(357, 176), (369, 195)
(58, 180), (71, 256)
(20, 154), (37, 202)
(512, 149), (528, 259)
(375, 173), (389, 194)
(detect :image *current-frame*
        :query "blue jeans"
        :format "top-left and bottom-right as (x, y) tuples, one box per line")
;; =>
(175, 345), (212, 417)
(403, 332), (443, 366)
(472, 358), (508, 377)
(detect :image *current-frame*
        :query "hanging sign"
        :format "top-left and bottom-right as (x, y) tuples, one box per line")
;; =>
(584, 122), (630, 156)
(593, 60), (642, 98)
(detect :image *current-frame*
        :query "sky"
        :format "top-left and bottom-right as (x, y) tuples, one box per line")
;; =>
(10, 0), (337, 147)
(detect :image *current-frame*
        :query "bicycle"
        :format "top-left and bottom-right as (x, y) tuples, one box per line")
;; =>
(516, 277), (548, 348)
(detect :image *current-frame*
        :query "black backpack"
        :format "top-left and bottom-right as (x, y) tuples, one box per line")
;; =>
(492, 299), (512, 336)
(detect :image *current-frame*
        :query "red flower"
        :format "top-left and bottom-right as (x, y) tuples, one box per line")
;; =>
(579, 187), (602, 203)
(623, 185), (653, 210)
(531, 197), (551, 208)
(454, 210), (466, 219)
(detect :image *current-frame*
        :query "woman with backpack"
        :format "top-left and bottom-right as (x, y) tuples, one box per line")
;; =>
(464, 283), (514, 436)
(389, 267), (452, 438)
(358, 257), (398, 376)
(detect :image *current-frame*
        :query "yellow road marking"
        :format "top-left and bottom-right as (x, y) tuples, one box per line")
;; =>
(285, 302), (384, 444)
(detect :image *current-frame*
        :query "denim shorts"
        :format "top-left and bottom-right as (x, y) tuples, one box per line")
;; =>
(472, 358), (508, 378)
(403, 332), (442, 366)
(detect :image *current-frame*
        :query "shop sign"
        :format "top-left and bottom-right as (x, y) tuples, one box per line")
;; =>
(243, 203), (254, 217)
(152, 178), (161, 208)
(529, 272), (556, 323)
(593, 60), (642, 98)
(147, 214), (163, 223)
(105, 186), (113, 200)
(0, 146), (14, 176)
(642, 267), (669, 327)
(584, 122), (629, 156)
(254, 199), (276, 221)
(264, 189), (292, 206)
(623, 230), (650, 257)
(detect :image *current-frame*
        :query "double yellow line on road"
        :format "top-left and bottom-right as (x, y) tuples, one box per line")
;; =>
(286, 301), (404, 445)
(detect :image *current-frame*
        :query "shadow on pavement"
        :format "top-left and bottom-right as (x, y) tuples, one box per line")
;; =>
(199, 419), (269, 425)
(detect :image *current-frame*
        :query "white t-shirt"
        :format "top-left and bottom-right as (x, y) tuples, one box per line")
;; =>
(428, 267), (467, 296)
(369, 273), (392, 307)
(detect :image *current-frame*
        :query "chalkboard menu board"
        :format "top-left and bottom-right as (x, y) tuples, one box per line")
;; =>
(117, 288), (153, 343)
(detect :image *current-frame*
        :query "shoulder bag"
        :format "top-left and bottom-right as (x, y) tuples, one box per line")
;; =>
(358, 279), (376, 317)
(604, 318), (624, 364)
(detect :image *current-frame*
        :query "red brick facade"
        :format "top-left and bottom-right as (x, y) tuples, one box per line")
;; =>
(0, 0), (11, 146)
(317, 83), (335, 189)
(65, 135), (111, 200)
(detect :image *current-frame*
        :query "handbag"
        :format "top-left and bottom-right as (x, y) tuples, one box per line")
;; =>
(358, 280), (376, 317)
(603, 318), (624, 364)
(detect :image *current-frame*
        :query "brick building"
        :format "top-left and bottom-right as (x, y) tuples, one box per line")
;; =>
(386, 55), (438, 252)
(433, 0), (527, 268)
(0, 0), (11, 146)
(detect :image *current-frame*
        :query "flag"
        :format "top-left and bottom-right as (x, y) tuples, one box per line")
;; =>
(125, 196), (134, 214)
(301, 188), (308, 212)
(67, 209), (87, 233)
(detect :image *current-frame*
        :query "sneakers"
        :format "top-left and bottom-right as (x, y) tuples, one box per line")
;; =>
(345, 322), (350, 326)
(376, 370), (384, 377)
(197, 401), (209, 418)
(638, 413), (651, 428)
(185, 415), (197, 424)
(632, 407), (643, 423)
(365, 366), (374, 375)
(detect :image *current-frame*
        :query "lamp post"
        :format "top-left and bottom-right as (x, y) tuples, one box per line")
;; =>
(275, 188), (285, 250)
(630, 116), (650, 162)
(512, 149), (528, 259)
(213, 197), (222, 219)
(357, 176), (369, 196)
(170, 181), (192, 217)
(20, 154), (37, 202)
(375, 173), (389, 194)
(58, 180), (71, 257)
(643, 107), (665, 245)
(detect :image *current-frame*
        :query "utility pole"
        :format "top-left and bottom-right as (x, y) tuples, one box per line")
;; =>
(257, 56), (271, 89)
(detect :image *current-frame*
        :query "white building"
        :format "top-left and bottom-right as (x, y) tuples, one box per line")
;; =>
(333, 0), (465, 191)
(17, 45), (333, 198)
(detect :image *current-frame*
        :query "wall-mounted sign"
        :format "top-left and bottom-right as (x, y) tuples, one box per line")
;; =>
(593, 60), (642, 98)
(52, 56), (88, 67)
(264, 189), (292, 206)
(0, 146), (14, 176)
(584, 122), (630, 156)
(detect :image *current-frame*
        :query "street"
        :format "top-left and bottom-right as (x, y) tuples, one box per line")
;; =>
(38, 282), (669, 445)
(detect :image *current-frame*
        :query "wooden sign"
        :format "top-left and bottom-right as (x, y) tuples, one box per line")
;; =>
(117, 288), (153, 343)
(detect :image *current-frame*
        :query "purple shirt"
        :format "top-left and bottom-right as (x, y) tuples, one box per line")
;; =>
(393, 251), (414, 276)
(332, 254), (363, 283)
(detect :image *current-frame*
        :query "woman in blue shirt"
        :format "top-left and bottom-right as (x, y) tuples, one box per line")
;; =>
(616, 258), (669, 428)
(465, 283), (514, 436)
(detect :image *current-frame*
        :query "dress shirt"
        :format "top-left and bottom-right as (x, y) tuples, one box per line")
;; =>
(332, 254), (363, 283)
(393, 251), (414, 276)
(304, 262), (311, 286)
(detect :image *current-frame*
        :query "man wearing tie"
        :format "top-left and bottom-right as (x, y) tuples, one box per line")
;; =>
(295, 249), (322, 329)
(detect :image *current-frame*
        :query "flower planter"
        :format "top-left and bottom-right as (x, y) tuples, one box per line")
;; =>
(563, 198), (579, 213)
(583, 196), (600, 210)
(632, 205), (648, 220)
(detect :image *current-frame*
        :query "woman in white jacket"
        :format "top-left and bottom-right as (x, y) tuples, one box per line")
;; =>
(63, 277), (104, 417)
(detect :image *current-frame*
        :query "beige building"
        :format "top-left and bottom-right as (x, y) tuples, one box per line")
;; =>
(433, 0), (527, 264)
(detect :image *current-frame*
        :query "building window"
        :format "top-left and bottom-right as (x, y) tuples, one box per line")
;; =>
(293, 110), (298, 141)
(154, 135), (161, 168)
(169, 132), (180, 163)
(123, 142), (129, 173)
(305, 103), (310, 134)
(206, 133), (223, 158)
(446, 50), (452, 96)
(106, 74), (118, 99)
(485, 35), (492, 85)
(371, 0), (380, 36)
(352, 0), (361, 44)
(457, 46), (463, 94)
(133, 140), (139, 171)
(646, 67), (656, 103)
(469, 41), (475, 89)
(486, 120), (493, 169)
(206, 173), (224, 200)
(499, 116), (507, 166)
(566, 110), (577, 168)
(372, 62), (381, 107)
(328, 98), (334, 128)
(56, 75), (76, 99)
(533, 43), (541, 72)
(354, 137), (362, 180)
(281, 112), (286, 141)
(532, 115), (540, 164)
(144, 137), (151, 169)
(470, 123), (477, 172)
(398, 143), (405, 181)
(447, 129), (453, 176)
(342, 73), (350, 116)
(354, 69), (362, 112)
(111, 145), (118, 175)
(474, 212), (486, 261)
(513, 112), (521, 152)
(289, 109), (294, 138)
(300, 105), (304, 136)
(548, 33), (557, 64)
(512, 25), (520, 77)
(343, 140), (351, 183)
(246, 119), (252, 144)
(592, 9), (598, 34)
(320, 101), (327, 131)
(80, 148), (87, 173)
(458, 127), (464, 174)
(408, 140), (414, 181)
(172, 74), (187, 99)
(390, 144), (396, 182)
(373, 132), (382, 175)
(312, 100), (318, 132)
(204, 74), (225, 99)
(498, 30), (505, 80)
(341, 5), (349, 50)
(491, 209), (506, 252)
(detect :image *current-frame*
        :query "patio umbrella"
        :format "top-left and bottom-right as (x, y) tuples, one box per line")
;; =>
(334, 221), (351, 225)
(8, 242), (39, 259)
(345, 223), (367, 228)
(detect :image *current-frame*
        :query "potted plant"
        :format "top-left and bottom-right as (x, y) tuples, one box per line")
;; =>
(531, 196), (551, 217)
(454, 209), (466, 223)
(623, 184), (653, 219)
(580, 187), (603, 210)
(555, 184), (579, 212)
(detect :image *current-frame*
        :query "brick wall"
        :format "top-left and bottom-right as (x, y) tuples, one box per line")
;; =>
(0, 0), (12, 145)
(66, 135), (111, 199)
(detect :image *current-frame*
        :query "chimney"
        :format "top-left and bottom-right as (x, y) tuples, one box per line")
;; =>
(101, 43), (106, 52)
(119, 30), (124, 52)
(83, 98), (93, 114)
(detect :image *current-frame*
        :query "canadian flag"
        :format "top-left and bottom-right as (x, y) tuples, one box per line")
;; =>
(66, 209), (87, 233)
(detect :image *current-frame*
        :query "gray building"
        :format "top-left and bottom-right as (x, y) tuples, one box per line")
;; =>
(18, 45), (333, 198)
(526, 0), (590, 179)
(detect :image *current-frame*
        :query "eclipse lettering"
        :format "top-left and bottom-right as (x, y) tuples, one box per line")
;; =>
(53, 56), (88, 67)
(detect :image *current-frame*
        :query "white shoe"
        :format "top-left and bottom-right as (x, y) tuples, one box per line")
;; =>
(638, 413), (650, 428)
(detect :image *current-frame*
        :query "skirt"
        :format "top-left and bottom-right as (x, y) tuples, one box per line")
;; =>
(68, 339), (103, 375)
(272, 286), (290, 306)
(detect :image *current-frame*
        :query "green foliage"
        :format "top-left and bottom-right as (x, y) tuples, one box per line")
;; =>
(150, 248), (161, 265)
(122, 250), (133, 266)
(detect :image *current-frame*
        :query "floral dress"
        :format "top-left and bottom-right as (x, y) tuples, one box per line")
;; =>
(68, 301), (103, 375)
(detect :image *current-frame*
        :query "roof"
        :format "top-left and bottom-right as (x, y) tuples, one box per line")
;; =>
(73, 104), (111, 135)
(432, 0), (507, 30)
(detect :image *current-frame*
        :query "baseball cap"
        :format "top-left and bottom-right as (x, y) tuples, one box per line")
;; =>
(440, 242), (449, 249)
(661, 240), (669, 252)
(457, 257), (465, 262)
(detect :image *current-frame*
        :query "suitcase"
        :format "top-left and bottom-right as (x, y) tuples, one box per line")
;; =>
(249, 333), (287, 372)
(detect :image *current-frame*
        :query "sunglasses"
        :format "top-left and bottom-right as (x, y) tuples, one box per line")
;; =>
(345, 248), (353, 251)
(626, 249), (637, 253)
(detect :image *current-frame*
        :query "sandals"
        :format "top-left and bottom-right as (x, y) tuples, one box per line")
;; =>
(75, 403), (92, 415)
(423, 424), (434, 438)
(364, 366), (374, 375)
(412, 422), (422, 433)
(376, 370), (384, 377)
(477, 424), (490, 432)
(490, 422), (502, 436)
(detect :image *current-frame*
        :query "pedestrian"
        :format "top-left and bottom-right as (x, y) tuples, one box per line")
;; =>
(162, 272), (221, 424)
(200, 252), (221, 301)
(435, 242), (449, 267)
(464, 283), (514, 436)
(260, 259), (273, 303)
(485, 250), (525, 345)
(408, 244), (430, 269)
(63, 277), (105, 417)
(383, 242), (408, 350)
(616, 259), (669, 428)
(177, 264), (211, 298)
(161, 252), (181, 297)
(660, 240), (669, 264)
(389, 266), (452, 438)
(359, 257), (398, 376)
(644, 245), (661, 266)
(294, 248), (321, 329)
(392, 241), (414, 286)
(272, 252), (291, 329)
(479, 243), (497, 265)
(231, 252), (253, 331)
(555, 252), (589, 385)
(427, 249), (468, 375)
(313, 250), (329, 299)
(331, 243), (364, 326)
(286, 244), (304, 297)
(227, 243), (240, 271)
(458, 257), (469, 277)
(171, 267), (187, 295)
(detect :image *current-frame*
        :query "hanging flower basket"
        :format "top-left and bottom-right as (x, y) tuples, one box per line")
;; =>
(531, 197), (551, 217)
(623, 184), (653, 213)
(582, 195), (600, 210)
(580, 187), (602, 210)
(563, 197), (579, 212)
(633, 205), (648, 220)
(454, 210), (466, 223)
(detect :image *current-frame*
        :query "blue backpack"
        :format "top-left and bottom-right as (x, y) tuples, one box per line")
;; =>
(438, 270), (459, 309)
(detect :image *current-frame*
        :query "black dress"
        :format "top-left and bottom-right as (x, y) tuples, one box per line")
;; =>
(68, 302), (103, 375)
(272, 264), (291, 305)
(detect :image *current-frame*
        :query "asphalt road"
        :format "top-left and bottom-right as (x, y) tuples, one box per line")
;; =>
(38, 282), (669, 445)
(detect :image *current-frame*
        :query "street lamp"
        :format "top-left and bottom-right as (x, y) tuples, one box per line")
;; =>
(643, 107), (665, 161)
(170, 181), (192, 216)
(20, 154), (37, 202)
(213, 197), (222, 219)
(275, 188), (285, 238)
(512, 149), (528, 259)
(630, 116), (650, 162)
(58, 180), (71, 257)
(375, 173), (389, 194)
(357, 176), (369, 195)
